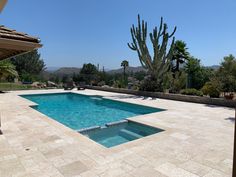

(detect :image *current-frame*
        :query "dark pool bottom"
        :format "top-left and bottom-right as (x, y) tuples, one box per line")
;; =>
(80, 121), (164, 148)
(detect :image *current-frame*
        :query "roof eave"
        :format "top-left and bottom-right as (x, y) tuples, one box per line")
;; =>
(0, 37), (42, 60)
(0, 0), (7, 13)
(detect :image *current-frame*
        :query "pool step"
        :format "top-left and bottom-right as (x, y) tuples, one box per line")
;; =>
(125, 126), (150, 136)
(119, 129), (143, 140)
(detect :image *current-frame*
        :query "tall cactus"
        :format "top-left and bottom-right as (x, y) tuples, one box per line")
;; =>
(128, 15), (176, 89)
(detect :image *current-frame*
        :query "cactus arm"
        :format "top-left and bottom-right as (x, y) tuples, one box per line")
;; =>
(127, 43), (136, 50)
(169, 26), (177, 38)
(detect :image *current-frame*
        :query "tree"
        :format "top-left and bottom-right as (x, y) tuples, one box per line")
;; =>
(201, 67), (215, 86)
(80, 63), (98, 84)
(80, 63), (98, 75)
(185, 57), (214, 90)
(171, 40), (189, 76)
(217, 54), (236, 93)
(10, 50), (45, 82)
(0, 60), (18, 80)
(201, 78), (221, 98)
(121, 60), (129, 80)
(165, 70), (187, 93)
(62, 75), (69, 83)
(54, 75), (60, 84)
(128, 15), (176, 91)
(134, 70), (147, 81)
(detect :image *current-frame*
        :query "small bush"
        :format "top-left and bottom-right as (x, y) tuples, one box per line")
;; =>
(139, 79), (159, 92)
(97, 81), (105, 87)
(139, 75), (163, 92)
(201, 81), (220, 98)
(113, 80), (126, 88)
(180, 88), (203, 96)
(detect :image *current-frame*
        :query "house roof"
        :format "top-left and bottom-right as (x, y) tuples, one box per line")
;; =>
(0, 0), (7, 12)
(0, 25), (42, 60)
(0, 26), (40, 43)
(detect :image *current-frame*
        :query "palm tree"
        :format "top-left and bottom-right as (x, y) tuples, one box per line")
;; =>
(0, 60), (18, 80)
(171, 40), (189, 75)
(121, 60), (129, 80)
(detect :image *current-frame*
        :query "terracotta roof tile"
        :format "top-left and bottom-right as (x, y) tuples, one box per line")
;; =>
(0, 26), (42, 60)
(0, 25), (40, 43)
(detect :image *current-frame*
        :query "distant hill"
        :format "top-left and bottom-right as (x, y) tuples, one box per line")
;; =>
(53, 67), (81, 77)
(42, 66), (146, 80)
(108, 66), (146, 74)
(207, 65), (220, 70)
(46, 67), (60, 72)
(45, 64), (219, 77)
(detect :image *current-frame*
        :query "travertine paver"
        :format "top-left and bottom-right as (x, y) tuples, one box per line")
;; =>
(170, 132), (190, 140)
(0, 89), (234, 177)
(59, 160), (88, 177)
(203, 169), (227, 177)
(178, 160), (212, 176)
(155, 162), (199, 177)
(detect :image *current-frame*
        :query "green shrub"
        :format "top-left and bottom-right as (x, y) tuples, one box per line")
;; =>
(168, 71), (187, 93)
(201, 81), (221, 98)
(180, 88), (203, 96)
(113, 79), (127, 88)
(139, 79), (159, 92)
(139, 75), (163, 92)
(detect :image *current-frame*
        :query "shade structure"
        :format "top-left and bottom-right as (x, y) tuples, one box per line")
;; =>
(0, 25), (42, 60)
(0, 0), (7, 12)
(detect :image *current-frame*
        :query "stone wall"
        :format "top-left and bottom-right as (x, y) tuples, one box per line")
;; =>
(85, 86), (236, 108)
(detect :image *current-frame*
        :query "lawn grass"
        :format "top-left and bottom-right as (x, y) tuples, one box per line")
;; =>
(0, 83), (33, 91)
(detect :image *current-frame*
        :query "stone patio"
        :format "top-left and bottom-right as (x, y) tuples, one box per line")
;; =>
(0, 89), (234, 177)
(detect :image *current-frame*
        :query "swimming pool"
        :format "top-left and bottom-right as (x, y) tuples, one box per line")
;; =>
(22, 93), (163, 130)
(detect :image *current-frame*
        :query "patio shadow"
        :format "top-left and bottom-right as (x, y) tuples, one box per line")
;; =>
(205, 104), (234, 110)
(225, 117), (235, 123)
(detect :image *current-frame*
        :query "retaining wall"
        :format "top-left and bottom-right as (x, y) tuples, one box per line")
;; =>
(85, 86), (236, 108)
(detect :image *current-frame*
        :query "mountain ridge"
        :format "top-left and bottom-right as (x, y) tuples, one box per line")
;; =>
(45, 65), (220, 74)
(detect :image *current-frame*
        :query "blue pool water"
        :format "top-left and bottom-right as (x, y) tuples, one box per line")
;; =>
(81, 121), (164, 148)
(22, 93), (162, 130)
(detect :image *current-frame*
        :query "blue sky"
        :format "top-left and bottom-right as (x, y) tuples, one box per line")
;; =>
(1, 0), (236, 69)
